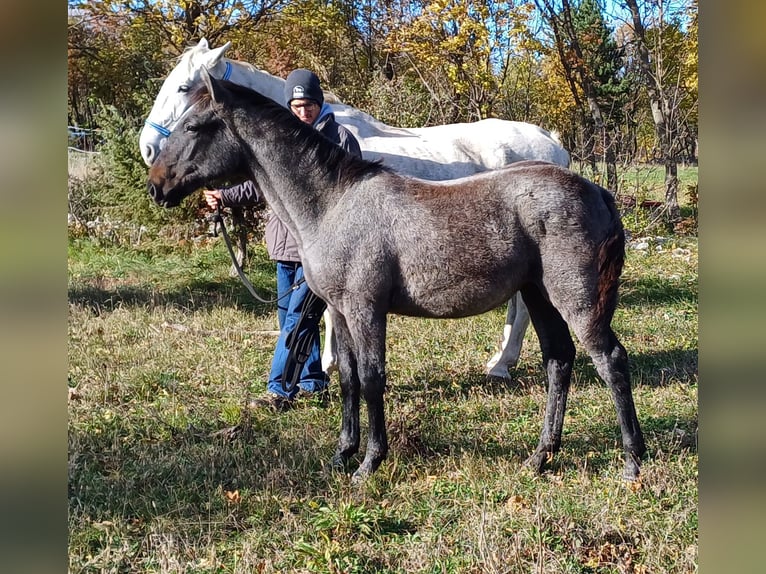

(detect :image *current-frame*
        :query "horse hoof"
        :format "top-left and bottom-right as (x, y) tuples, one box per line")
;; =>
(486, 366), (512, 380)
(350, 470), (368, 485)
(523, 449), (552, 474)
(351, 464), (375, 484)
(623, 456), (641, 481)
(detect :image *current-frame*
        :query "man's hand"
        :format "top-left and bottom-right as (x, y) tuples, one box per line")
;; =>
(203, 189), (223, 210)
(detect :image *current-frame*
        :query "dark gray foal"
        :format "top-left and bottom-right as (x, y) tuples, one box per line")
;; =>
(147, 72), (645, 482)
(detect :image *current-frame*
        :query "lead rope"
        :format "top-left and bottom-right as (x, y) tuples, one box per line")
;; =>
(210, 205), (325, 394)
(281, 291), (327, 394)
(210, 205), (303, 304)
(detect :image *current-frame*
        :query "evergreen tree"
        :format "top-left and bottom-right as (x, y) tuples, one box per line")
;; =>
(572, 0), (633, 133)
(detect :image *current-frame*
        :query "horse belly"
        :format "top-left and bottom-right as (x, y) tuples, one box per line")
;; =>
(389, 269), (519, 319)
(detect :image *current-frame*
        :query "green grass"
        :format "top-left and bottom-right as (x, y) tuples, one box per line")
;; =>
(68, 224), (697, 572)
(571, 163), (698, 197)
(543, 164), (698, 240)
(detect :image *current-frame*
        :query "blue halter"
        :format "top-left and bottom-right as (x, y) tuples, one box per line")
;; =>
(145, 61), (232, 137)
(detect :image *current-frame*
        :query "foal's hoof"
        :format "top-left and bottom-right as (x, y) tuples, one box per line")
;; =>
(523, 449), (553, 474)
(623, 456), (641, 482)
(350, 469), (369, 485)
(350, 462), (377, 485)
(330, 453), (350, 473)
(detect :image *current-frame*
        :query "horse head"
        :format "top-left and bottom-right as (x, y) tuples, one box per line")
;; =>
(147, 71), (247, 208)
(139, 38), (232, 167)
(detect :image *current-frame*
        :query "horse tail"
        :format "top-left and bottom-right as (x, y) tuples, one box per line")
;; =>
(592, 188), (625, 336)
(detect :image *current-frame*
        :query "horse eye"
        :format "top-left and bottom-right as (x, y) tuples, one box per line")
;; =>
(184, 122), (198, 133)
(178, 84), (190, 93)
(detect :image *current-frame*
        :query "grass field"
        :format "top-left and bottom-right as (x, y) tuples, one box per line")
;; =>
(68, 168), (697, 573)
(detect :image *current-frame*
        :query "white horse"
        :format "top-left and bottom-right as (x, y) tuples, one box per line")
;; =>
(139, 38), (571, 379)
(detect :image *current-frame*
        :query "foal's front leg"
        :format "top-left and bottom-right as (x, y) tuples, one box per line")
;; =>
(347, 314), (389, 481)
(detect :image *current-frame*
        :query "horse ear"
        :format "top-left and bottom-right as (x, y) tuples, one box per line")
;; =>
(206, 41), (231, 66)
(198, 38), (209, 50)
(201, 67), (226, 104)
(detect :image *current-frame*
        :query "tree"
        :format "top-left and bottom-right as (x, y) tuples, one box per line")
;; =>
(74, 1), (288, 54)
(68, 6), (167, 130)
(572, 0), (635, 159)
(524, 50), (580, 148)
(620, 0), (697, 220)
(237, 0), (371, 104)
(68, 0), (293, 129)
(383, 1), (538, 124)
(679, 0), (698, 162)
(534, 0), (630, 190)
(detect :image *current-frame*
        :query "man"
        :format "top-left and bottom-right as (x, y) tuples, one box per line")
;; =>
(203, 69), (362, 411)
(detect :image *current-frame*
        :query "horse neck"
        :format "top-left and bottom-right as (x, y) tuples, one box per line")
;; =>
(236, 117), (340, 244)
(225, 60), (286, 106)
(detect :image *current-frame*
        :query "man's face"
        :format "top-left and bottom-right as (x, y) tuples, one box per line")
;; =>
(290, 99), (320, 125)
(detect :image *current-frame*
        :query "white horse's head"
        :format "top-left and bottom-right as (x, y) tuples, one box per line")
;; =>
(139, 38), (233, 166)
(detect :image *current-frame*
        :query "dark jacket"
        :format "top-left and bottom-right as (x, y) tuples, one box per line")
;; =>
(218, 105), (362, 262)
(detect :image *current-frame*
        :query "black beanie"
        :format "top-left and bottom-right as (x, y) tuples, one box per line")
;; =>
(284, 69), (324, 106)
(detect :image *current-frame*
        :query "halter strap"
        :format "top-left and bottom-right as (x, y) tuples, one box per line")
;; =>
(144, 121), (171, 137)
(144, 60), (233, 137)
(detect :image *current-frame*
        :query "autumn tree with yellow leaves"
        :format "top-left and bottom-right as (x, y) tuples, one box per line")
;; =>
(381, 1), (542, 124)
(68, 0), (697, 176)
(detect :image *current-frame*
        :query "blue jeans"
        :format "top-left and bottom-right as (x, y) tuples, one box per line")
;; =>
(267, 261), (327, 399)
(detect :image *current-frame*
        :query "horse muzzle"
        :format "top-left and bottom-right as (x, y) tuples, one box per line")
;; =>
(147, 181), (179, 208)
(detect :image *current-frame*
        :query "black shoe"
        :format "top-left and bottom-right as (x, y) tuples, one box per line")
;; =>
(247, 393), (294, 412)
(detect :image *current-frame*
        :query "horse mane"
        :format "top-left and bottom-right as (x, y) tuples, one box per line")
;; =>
(190, 81), (386, 187)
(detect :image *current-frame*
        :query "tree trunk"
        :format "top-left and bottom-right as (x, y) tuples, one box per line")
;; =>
(623, 0), (681, 221)
(664, 160), (679, 216)
(589, 101), (618, 191)
(536, 0), (618, 192)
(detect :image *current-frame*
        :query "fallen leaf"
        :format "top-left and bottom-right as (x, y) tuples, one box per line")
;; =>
(627, 479), (643, 493)
(506, 494), (529, 511)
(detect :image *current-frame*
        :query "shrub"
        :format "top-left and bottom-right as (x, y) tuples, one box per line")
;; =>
(74, 104), (205, 230)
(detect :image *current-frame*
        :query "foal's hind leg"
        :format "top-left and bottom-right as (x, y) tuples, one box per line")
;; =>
(575, 325), (646, 480)
(486, 293), (530, 378)
(520, 285), (576, 474)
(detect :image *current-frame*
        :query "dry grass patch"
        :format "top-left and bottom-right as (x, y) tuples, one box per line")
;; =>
(69, 232), (697, 573)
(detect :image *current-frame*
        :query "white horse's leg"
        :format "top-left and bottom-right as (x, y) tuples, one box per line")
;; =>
(321, 309), (338, 374)
(486, 298), (515, 373)
(486, 293), (530, 378)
